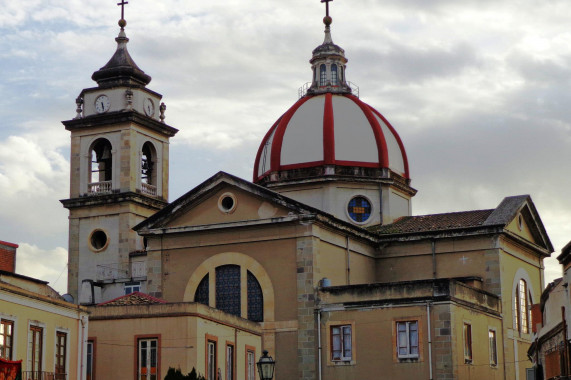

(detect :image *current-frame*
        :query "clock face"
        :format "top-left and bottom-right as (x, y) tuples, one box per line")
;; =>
(95, 95), (110, 114)
(144, 98), (155, 116)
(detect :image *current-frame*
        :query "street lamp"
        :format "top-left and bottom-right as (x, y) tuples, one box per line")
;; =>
(257, 350), (275, 380)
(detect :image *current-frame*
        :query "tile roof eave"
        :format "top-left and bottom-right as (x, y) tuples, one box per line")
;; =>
(375, 224), (506, 242)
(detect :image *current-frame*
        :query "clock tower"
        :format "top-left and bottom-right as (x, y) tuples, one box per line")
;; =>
(61, 16), (178, 304)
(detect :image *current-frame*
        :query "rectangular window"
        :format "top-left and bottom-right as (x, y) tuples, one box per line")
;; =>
(246, 349), (255, 380)
(0, 320), (14, 360)
(463, 323), (472, 363)
(331, 325), (352, 361)
(30, 325), (43, 380)
(207, 340), (217, 380)
(489, 330), (497, 366)
(138, 338), (158, 380)
(396, 321), (419, 359)
(125, 282), (141, 295)
(55, 332), (67, 380)
(87, 340), (95, 380)
(226, 344), (234, 380)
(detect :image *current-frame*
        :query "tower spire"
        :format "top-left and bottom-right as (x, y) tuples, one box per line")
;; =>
(306, 0), (351, 96)
(91, 1), (151, 88)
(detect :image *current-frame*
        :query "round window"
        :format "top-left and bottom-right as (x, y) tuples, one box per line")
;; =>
(518, 214), (524, 231)
(218, 192), (237, 213)
(90, 229), (109, 251)
(347, 196), (372, 223)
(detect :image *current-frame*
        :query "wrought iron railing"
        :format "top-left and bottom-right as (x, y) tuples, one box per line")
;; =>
(298, 81), (360, 98)
(22, 371), (66, 380)
(96, 260), (146, 281)
(88, 181), (112, 195)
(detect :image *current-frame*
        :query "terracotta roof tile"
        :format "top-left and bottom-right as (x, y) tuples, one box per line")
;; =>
(97, 291), (167, 306)
(370, 209), (495, 235)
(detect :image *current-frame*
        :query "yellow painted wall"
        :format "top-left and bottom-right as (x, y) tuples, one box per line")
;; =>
(0, 287), (86, 380)
(88, 304), (262, 380)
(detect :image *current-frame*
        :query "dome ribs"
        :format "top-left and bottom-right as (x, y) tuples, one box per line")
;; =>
(344, 94), (389, 169)
(253, 116), (283, 182)
(323, 93), (335, 165)
(368, 106), (410, 179)
(270, 96), (312, 173)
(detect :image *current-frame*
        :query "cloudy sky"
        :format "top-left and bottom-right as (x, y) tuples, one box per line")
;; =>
(1, 0), (570, 294)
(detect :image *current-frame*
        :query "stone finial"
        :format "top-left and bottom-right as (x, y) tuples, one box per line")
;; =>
(159, 102), (166, 123)
(74, 96), (84, 119)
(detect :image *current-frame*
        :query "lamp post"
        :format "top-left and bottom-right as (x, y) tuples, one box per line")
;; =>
(257, 350), (276, 380)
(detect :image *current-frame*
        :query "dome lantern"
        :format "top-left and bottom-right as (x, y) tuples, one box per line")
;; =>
(306, 1), (352, 96)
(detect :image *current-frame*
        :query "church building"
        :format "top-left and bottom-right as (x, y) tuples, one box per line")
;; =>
(61, 2), (553, 380)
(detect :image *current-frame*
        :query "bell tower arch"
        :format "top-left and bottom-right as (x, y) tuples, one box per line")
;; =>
(61, 13), (178, 304)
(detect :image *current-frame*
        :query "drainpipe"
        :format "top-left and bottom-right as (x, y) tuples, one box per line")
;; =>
(317, 309), (322, 380)
(563, 306), (569, 376)
(346, 236), (351, 285)
(427, 302), (433, 380)
(431, 240), (437, 279)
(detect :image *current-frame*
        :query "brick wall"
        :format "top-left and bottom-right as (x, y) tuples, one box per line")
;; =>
(0, 241), (18, 273)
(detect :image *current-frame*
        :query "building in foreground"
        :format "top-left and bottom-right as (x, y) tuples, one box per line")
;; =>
(0, 241), (88, 380)
(61, 3), (553, 380)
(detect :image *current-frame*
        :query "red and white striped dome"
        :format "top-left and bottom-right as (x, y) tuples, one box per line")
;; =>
(253, 92), (410, 183)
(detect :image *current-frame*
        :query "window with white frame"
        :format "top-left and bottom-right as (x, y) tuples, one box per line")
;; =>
(489, 329), (497, 366)
(514, 279), (531, 334)
(0, 319), (14, 360)
(138, 338), (158, 380)
(396, 321), (419, 359)
(125, 282), (141, 295)
(331, 325), (352, 361)
(246, 349), (255, 380)
(207, 340), (217, 380)
(226, 344), (234, 380)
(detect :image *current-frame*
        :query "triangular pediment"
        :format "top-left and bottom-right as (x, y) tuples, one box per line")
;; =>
(484, 195), (553, 254)
(134, 172), (319, 232)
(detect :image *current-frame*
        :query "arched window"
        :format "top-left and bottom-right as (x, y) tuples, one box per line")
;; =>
(141, 142), (155, 185)
(514, 279), (531, 333)
(216, 265), (241, 317)
(247, 271), (263, 322)
(89, 139), (112, 194)
(193, 265), (265, 322)
(195, 274), (209, 305)
(320, 64), (327, 86)
(331, 65), (338, 86)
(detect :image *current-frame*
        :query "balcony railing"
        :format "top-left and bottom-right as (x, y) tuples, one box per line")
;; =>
(97, 261), (146, 281)
(298, 81), (360, 98)
(23, 372), (66, 380)
(141, 183), (157, 196)
(88, 181), (112, 195)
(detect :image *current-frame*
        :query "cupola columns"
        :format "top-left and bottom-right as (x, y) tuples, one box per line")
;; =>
(307, 2), (352, 96)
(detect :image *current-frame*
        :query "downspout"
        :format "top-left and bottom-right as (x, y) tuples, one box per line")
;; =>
(563, 306), (569, 376)
(379, 185), (383, 224)
(427, 302), (433, 380)
(431, 240), (437, 279)
(317, 309), (322, 380)
(346, 236), (350, 285)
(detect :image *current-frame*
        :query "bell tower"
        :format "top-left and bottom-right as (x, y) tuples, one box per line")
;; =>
(61, 9), (178, 304)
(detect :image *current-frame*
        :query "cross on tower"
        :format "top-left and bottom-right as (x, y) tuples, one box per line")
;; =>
(321, 0), (333, 17)
(117, 0), (129, 20)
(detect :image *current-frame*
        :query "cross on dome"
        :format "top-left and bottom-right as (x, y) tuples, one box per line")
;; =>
(117, 0), (129, 30)
(321, 0), (333, 18)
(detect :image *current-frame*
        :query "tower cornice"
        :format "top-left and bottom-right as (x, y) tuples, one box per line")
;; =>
(62, 110), (178, 137)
